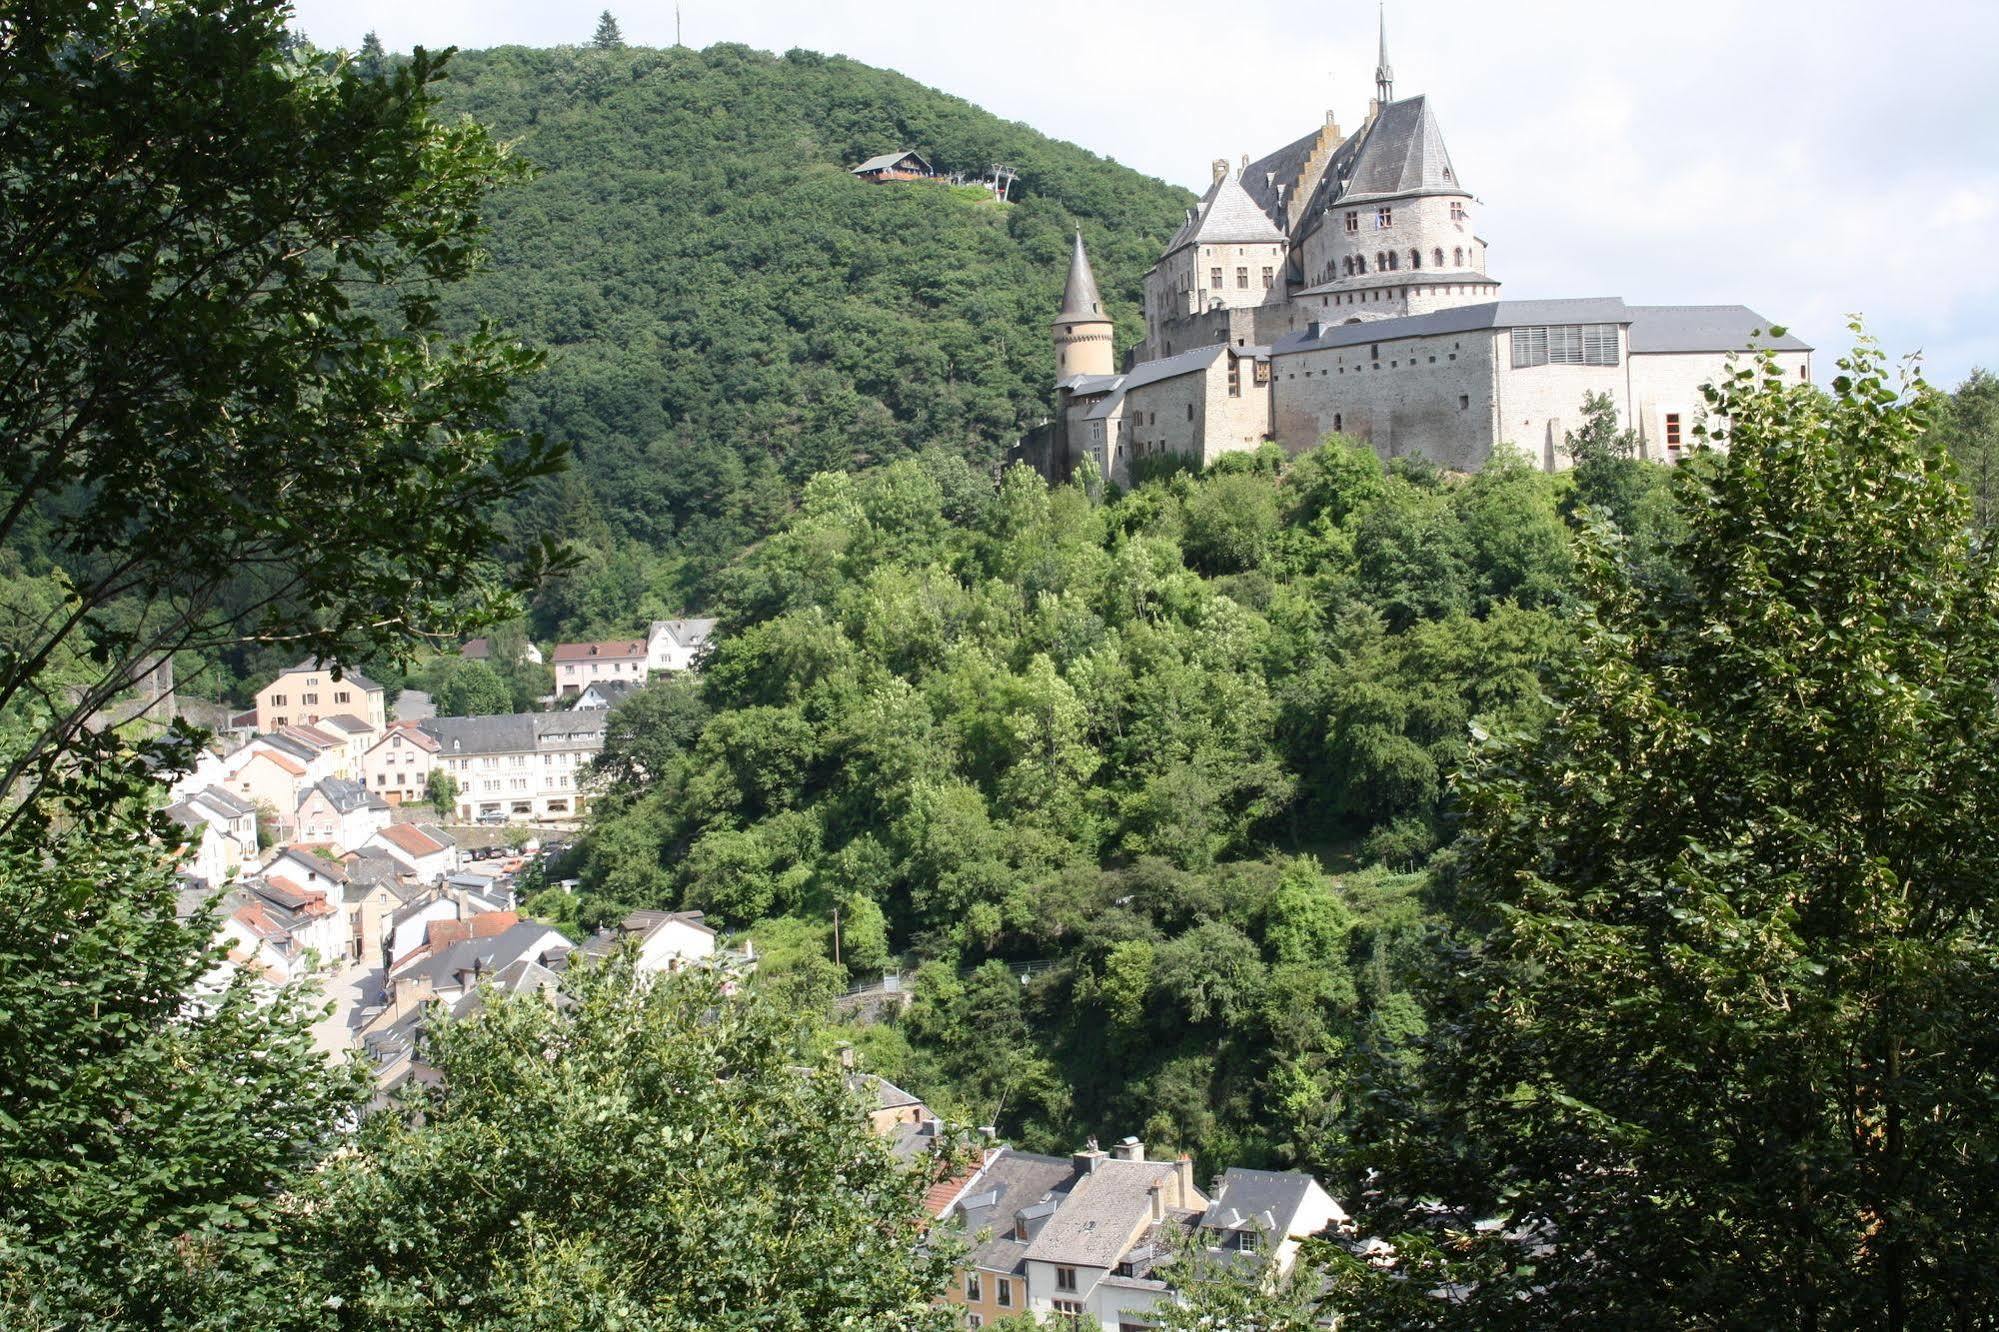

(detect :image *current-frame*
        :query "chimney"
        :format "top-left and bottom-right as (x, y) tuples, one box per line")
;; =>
(1175, 1153), (1196, 1206)
(1073, 1137), (1109, 1175)
(1112, 1136), (1145, 1162)
(977, 1125), (998, 1141)
(1239, 152), (1249, 174)
(835, 1042), (855, 1071)
(1210, 158), (1228, 184)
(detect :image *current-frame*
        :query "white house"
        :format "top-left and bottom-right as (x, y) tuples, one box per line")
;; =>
(580, 908), (719, 976)
(421, 712), (605, 822)
(646, 618), (717, 674)
(294, 776), (393, 853)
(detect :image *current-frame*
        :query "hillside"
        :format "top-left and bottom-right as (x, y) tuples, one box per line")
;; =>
(420, 42), (1194, 628)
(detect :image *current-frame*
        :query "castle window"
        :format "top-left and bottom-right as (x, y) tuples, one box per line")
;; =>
(1666, 413), (1683, 448)
(1451, 200), (1468, 222)
(1370, 344), (1379, 360)
(1434, 247), (1445, 267)
(1387, 251), (1399, 270)
(1376, 206), (1393, 228)
(1454, 246), (1464, 266)
(1262, 266), (1274, 288)
(1335, 413), (1342, 431)
(1236, 266), (1249, 289)
(1511, 324), (1620, 368)
(1410, 249), (1421, 269)
(1346, 211), (1359, 234)
(1460, 394), (1470, 410)
(1187, 403), (1195, 419)
(1210, 267), (1223, 289)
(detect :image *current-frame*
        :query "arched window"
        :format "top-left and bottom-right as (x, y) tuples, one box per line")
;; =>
(1386, 251), (1398, 271)
(1343, 256), (1353, 276)
(1434, 247), (1445, 267)
(1356, 255), (1367, 273)
(1453, 246), (1464, 267)
(1410, 248), (1421, 269)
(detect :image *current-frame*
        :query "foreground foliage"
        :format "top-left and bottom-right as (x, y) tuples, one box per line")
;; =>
(1339, 340), (1999, 1327)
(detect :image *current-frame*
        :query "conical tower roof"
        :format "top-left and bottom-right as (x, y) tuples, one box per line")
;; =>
(1056, 230), (1109, 324)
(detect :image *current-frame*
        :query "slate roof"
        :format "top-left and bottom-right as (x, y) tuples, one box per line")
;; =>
(1336, 95), (1461, 202)
(1020, 1158), (1186, 1270)
(1293, 268), (1496, 298)
(1241, 124), (1329, 228)
(304, 777), (389, 815)
(257, 733), (321, 763)
(274, 845), (349, 885)
(420, 712), (606, 757)
(1199, 1167), (1339, 1239)
(320, 715), (375, 735)
(193, 785), (256, 818)
(1165, 166), (1286, 253)
(371, 719), (440, 753)
(573, 678), (638, 707)
(649, 617), (718, 648)
(1272, 297), (1635, 356)
(1625, 305), (1811, 354)
(403, 921), (570, 993)
(342, 848), (404, 893)
(282, 657), (382, 693)
(1057, 231), (1108, 323)
(950, 1149), (1081, 1275)
(1081, 344), (1234, 423)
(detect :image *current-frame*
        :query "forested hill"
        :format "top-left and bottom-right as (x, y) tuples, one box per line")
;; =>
(421, 42), (1193, 629)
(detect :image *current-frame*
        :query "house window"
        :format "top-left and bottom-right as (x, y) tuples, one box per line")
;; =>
(997, 1279), (1013, 1307)
(1013, 1221), (1028, 1242)
(1053, 1301), (1085, 1319)
(1210, 267), (1223, 289)
(1235, 266), (1248, 289)
(966, 1318), (982, 1330)
(1666, 413), (1682, 448)
(1376, 206), (1392, 228)
(270, 694), (286, 707)
(302, 692), (318, 705)
(1056, 1267), (1078, 1292)
(1261, 266), (1274, 288)
(965, 1273), (982, 1302)
(335, 691), (350, 704)
(1345, 211), (1359, 233)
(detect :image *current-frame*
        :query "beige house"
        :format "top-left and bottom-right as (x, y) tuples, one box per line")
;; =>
(422, 712), (606, 822)
(255, 658), (386, 734)
(552, 639), (647, 698)
(362, 720), (440, 807)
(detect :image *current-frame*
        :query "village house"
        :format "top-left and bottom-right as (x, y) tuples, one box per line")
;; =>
(569, 678), (637, 711)
(1196, 1167), (1348, 1274)
(460, 636), (544, 666)
(161, 785), (259, 885)
(646, 617), (718, 673)
(363, 821), (459, 882)
(361, 720), (440, 807)
(551, 639), (648, 698)
(223, 875), (345, 975)
(577, 907), (756, 983)
(294, 776), (393, 853)
(422, 712), (606, 822)
(255, 657), (387, 734)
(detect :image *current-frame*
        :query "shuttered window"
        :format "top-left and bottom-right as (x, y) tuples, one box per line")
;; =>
(1511, 324), (1621, 368)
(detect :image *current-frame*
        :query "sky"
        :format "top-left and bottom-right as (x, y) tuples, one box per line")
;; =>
(292, 0), (1999, 390)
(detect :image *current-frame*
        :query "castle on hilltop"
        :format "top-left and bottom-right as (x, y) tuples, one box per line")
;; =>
(1040, 14), (1812, 484)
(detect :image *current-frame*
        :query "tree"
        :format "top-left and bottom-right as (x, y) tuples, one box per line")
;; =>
(425, 770), (459, 819)
(1937, 368), (1999, 529)
(0, 0), (568, 821)
(0, 4), (556, 1319)
(290, 961), (960, 1328)
(1562, 388), (1638, 467)
(591, 673), (710, 795)
(424, 657), (512, 716)
(0, 770), (365, 1327)
(1152, 1241), (1337, 1331)
(356, 29), (386, 78)
(592, 9), (624, 49)
(1346, 337), (1999, 1327)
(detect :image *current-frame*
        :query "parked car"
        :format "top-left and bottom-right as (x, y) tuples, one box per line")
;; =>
(475, 811), (507, 826)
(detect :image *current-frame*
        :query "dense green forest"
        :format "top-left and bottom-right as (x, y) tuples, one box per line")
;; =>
(420, 41), (1194, 632)
(550, 426), (1661, 1170)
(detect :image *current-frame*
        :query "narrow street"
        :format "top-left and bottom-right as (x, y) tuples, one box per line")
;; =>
(309, 960), (383, 1062)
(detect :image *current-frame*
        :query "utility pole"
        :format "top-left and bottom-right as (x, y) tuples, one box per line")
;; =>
(675, 3), (682, 47)
(832, 904), (841, 967)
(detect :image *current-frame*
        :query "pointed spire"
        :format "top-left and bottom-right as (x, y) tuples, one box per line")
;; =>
(1056, 230), (1106, 323)
(1375, 3), (1394, 104)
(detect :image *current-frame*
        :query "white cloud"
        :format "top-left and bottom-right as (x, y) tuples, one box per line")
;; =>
(290, 0), (1999, 387)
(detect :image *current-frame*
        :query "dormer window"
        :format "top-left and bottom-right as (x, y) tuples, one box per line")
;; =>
(1233, 1230), (1258, 1252)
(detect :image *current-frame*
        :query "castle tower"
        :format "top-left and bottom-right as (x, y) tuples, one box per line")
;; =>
(1053, 230), (1114, 380)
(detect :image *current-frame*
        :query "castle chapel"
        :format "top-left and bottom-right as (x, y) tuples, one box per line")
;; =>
(1046, 16), (1812, 484)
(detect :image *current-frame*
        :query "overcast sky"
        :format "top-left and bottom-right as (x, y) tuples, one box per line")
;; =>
(293, 0), (1997, 389)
